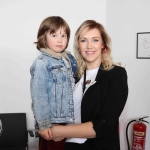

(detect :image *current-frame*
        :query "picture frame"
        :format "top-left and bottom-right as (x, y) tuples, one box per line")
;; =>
(136, 32), (150, 59)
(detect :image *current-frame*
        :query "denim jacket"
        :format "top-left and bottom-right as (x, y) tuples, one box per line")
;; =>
(30, 50), (77, 130)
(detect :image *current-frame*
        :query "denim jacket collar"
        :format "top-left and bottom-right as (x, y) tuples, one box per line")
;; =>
(41, 48), (70, 62)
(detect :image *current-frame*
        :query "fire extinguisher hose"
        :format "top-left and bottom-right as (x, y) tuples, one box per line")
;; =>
(126, 119), (136, 150)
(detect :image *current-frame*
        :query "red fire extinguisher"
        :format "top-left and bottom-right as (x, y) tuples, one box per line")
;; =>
(126, 116), (149, 150)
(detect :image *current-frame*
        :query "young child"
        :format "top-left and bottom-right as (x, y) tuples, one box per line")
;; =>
(30, 16), (77, 150)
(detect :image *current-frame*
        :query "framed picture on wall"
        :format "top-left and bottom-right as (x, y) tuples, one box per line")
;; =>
(137, 32), (150, 59)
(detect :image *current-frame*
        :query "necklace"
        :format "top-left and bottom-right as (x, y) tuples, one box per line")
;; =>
(82, 68), (98, 95)
(83, 70), (91, 94)
(82, 70), (86, 94)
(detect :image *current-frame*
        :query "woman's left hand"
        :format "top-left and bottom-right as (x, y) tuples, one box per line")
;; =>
(50, 124), (64, 141)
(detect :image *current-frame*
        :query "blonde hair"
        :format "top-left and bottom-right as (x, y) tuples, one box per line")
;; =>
(35, 16), (70, 50)
(74, 20), (114, 78)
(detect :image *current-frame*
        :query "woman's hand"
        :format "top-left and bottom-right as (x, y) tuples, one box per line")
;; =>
(40, 122), (96, 141)
(51, 122), (96, 139)
(38, 127), (52, 140)
(51, 124), (65, 141)
(38, 125), (65, 141)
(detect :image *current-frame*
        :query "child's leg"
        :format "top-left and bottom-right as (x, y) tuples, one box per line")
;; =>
(39, 137), (66, 150)
(38, 136), (47, 150)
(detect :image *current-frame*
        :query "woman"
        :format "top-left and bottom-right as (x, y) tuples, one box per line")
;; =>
(40, 20), (128, 150)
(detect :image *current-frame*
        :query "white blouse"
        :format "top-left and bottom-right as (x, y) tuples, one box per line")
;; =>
(66, 67), (99, 143)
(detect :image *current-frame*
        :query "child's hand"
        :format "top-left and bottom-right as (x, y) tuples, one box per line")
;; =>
(38, 127), (52, 140)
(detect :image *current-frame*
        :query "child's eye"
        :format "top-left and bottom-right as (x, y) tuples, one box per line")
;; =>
(93, 39), (99, 42)
(52, 34), (57, 37)
(62, 35), (67, 38)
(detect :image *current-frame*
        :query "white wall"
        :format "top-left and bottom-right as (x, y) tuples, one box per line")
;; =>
(0, 0), (106, 149)
(106, 0), (150, 150)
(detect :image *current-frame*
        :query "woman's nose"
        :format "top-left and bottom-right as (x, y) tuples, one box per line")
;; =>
(87, 41), (92, 49)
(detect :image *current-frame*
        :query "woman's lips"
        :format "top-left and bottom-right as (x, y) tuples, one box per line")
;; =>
(86, 51), (95, 55)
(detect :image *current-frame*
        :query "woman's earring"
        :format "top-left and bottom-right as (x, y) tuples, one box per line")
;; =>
(102, 48), (107, 54)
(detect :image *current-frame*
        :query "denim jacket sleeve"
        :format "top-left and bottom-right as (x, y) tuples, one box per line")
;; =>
(67, 53), (78, 77)
(30, 58), (52, 130)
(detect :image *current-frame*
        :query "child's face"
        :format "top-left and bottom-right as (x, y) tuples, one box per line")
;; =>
(46, 28), (68, 52)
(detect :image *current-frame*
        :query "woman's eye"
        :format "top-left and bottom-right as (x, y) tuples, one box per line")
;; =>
(80, 39), (86, 43)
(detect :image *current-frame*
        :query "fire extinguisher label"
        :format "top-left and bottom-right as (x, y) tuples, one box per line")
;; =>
(132, 135), (145, 150)
(133, 130), (145, 136)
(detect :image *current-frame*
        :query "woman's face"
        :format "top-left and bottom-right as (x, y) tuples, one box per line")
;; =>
(78, 28), (104, 69)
